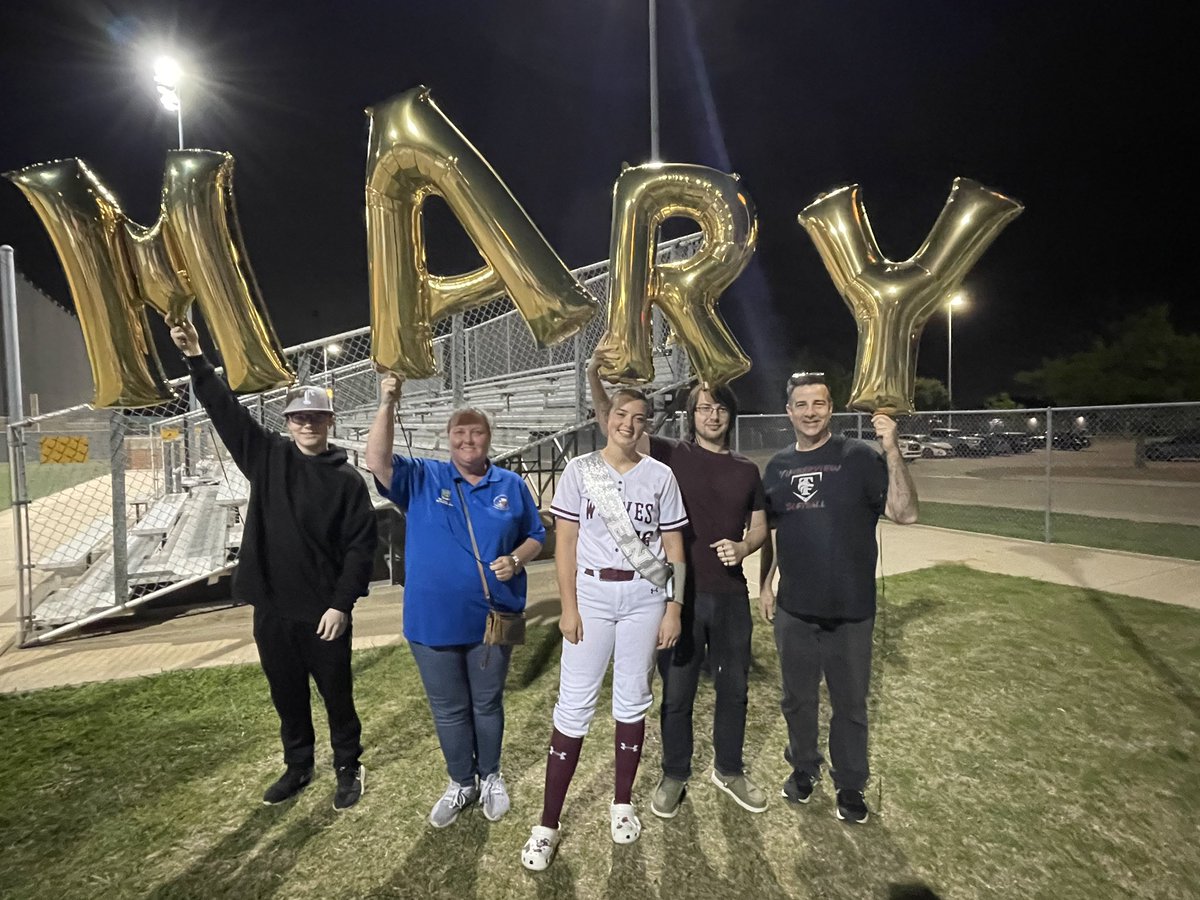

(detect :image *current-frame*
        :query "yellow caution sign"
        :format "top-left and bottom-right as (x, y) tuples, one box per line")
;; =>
(40, 435), (90, 464)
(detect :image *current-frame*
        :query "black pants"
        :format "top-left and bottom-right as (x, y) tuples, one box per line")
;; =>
(253, 607), (363, 771)
(658, 590), (753, 780)
(773, 607), (873, 792)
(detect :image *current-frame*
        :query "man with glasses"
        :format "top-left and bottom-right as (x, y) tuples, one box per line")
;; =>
(168, 317), (377, 812)
(759, 372), (917, 824)
(588, 354), (768, 817)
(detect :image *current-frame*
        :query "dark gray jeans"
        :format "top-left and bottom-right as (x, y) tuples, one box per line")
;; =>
(773, 607), (874, 792)
(658, 590), (753, 780)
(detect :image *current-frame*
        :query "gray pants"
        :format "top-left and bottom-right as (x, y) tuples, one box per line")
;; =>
(773, 607), (874, 792)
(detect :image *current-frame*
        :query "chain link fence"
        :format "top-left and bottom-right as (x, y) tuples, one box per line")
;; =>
(6, 233), (701, 644)
(737, 403), (1200, 559)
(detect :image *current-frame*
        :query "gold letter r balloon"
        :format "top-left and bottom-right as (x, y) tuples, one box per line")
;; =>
(800, 177), (1023, 413)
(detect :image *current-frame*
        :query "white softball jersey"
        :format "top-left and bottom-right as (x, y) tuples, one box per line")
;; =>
(550, 453), (689, 569)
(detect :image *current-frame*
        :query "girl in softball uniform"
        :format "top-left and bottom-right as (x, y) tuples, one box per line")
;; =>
(521, 388), (688, 871)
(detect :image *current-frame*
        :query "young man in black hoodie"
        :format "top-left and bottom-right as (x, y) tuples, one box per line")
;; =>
(169, 317), (377, 811)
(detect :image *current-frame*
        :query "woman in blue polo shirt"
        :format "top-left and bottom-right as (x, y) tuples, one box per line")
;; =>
(366, 373), (545, 828)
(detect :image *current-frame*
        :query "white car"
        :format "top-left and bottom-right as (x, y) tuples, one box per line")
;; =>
(901, 433), (955, 459)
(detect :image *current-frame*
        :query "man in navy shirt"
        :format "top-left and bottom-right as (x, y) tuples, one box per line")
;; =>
(759, 372), (918, 824)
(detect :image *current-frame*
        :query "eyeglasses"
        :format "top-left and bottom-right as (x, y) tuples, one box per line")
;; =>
(287, 413), (332, 427)
(695, 404), (730, 418)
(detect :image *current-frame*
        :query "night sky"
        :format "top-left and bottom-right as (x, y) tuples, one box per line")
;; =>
(0, 1), (1191, 412)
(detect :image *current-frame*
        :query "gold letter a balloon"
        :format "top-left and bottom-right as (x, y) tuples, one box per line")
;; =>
(799, 177), (1023, 413)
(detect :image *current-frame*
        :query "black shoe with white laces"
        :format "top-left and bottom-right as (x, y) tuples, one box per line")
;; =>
(835, 788), (869, 824)
(262, 766), (313, 805)
(334, 764), (365, 811)
(781, 771), (817, 805)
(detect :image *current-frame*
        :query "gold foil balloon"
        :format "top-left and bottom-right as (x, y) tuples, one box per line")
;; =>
(799, 177), (1023, 413)
(6, 152), (293, 407)
(595, 163), (757, 387)
(365, 86), (598, 379)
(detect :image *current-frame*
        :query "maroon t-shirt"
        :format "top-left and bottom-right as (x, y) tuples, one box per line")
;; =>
(649, 436), (766, 595)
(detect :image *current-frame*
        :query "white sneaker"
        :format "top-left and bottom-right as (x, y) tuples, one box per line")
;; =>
(480, 772), (511, 822)
(610, 802), (642, 844)
(521, 825), (561, 871)
(429, 779), (480, 828)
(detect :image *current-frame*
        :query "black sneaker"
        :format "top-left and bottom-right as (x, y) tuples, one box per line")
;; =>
(262, 766), (313, 805)
(835, 789), (869, 824)
(781, 771), (817, 805)
(333, 764), (365, 811)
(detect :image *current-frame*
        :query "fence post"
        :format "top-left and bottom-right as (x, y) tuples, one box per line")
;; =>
(1044, 406), (1053, 543)
(573, 331), (585, 424)
(734, 416), (741, 453)
(451, 314), (464, 406)
(110, 410), (129, 609)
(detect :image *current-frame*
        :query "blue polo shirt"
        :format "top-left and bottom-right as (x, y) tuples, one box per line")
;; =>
(378, 455), (545, 646)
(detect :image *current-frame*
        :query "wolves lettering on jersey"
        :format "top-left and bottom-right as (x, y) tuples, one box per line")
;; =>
(550, 454), (688, 570)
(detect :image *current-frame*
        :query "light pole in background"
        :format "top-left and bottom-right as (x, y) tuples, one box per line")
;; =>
(154, 56), (183, 150)
(323, 342), (341, 379)
(947, 292), (967, 418)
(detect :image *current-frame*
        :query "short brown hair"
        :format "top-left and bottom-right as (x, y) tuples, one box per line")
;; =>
(446, 407), (492, 434)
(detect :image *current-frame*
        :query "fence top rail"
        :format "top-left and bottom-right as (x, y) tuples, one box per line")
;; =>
(737, 401), (1200, 420)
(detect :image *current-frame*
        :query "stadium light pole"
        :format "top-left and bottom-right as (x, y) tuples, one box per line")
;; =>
(154, 56), (184, 149)
(649, 0), (660, 162)
(947, 292), (967, 422)
(323, 342), (341, 379)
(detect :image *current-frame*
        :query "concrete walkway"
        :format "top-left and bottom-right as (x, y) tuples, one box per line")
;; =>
(1, 521), (1198, 694)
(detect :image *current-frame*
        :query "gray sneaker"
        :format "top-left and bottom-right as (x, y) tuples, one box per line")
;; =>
(479, 772), (510, 822)
(429, 779), (480, 828)
(710, 770), (768, 813)
(650, 776), (688, 819)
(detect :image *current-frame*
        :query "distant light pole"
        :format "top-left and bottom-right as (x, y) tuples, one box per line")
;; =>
(947, 292), (966, 422)
(323, 342), (341, 378)
(648, 0), (660, 162)
(154, 55), (184, 149)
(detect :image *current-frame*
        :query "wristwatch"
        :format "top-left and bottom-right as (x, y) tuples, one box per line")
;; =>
(510, 554), (522, 571)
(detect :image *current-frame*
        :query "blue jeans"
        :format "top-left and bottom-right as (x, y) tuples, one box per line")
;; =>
(409, 641), (512, 784)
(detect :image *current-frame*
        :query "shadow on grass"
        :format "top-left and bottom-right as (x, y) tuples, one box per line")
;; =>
(1086, 592), (1200, 718)
(374, 814), (488, 899)
(512, 625), (562, 690)
(889, 885), (943, 899)
(146, 802), (335, 899)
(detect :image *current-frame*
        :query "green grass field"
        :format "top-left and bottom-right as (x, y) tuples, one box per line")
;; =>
(0, 461), (112, 510)
(920, 501), (1200, 560)
(1, 565), (1197, 899)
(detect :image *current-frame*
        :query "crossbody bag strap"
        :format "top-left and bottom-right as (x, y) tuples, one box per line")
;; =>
(577, 452), (672, 588)
(454, 480), (494, 608)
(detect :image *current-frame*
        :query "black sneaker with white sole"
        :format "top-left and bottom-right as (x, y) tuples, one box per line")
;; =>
(263, 766), (313, 805)
(781, 771), (817, 805)
(333, 764), (365, 811)
(835, 788), (869, 824)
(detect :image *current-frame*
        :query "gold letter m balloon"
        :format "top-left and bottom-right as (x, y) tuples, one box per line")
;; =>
(6, 152), (293, 408)
(596, 163), (757, 387)
(366, 87), (597, 379)
(800, 177), (1023, 413)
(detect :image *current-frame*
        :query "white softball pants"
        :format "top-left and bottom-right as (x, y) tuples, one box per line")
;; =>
(552, 573), (667, 737)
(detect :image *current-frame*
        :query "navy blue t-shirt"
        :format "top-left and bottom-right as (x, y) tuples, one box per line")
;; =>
(763, 436), (887, 620)
(377, 456), (545, 646)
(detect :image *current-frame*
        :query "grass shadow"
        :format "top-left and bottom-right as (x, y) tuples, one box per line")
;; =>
(1086, 592), (1200, 718)
(146, 802), (335, 899)
(374, 813), (487, 899)
(511, 625), (562, 690)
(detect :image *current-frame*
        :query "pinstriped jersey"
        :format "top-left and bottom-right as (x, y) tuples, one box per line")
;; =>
(551, 453), (688, 570)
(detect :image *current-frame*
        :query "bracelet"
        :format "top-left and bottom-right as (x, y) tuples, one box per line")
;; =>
(510, 554), (522, 570)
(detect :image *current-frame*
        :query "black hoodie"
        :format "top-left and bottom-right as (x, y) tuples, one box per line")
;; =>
(187, 356), (377, 623)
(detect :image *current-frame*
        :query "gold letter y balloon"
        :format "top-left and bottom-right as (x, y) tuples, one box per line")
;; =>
(596, 163), (757, 386)
(799, 177), (1023, 413)
(365, 86), (597, 379)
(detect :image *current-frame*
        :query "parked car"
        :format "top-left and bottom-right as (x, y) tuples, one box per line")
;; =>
(1144, 431), (1200, 461)
(1029, 431), (1092, 451)
(987, 432), (1037, 454)
(844, 429), (923, 460)
(900, 433), (955, 458)
(927, 427), (987, 457)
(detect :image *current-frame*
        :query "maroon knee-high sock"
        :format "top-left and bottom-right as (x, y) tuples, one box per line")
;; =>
(614, 719), (646, 805)
(540, 727), (584, 829)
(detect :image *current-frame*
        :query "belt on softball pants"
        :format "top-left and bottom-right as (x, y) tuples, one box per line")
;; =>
(581, 567), (640, 582)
